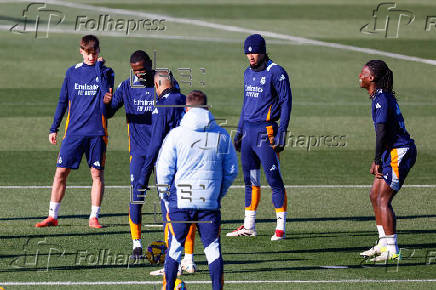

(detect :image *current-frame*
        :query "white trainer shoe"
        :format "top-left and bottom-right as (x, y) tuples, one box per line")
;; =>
(226, 225), (256, 237)
(360, 244), (384, 257)
(180, 258), (197, 274)
(149, 267), (182, 276)
(150, 268), (164, 276)
(370, 249), (400, 262)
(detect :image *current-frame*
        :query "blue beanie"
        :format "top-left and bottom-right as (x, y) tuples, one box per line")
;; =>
(244, 34), (266, 54)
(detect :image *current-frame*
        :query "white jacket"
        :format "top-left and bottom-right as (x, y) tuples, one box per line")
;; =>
(156, 108), (238, 209)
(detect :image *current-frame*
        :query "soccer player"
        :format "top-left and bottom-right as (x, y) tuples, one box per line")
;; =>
(105, 52), (197, 265)
(156, 90), (238, 290)
(35, 35), (114, 228)
(358, 60), (416, 261)
(105, 50), (157, 257)
(227, 34), (292, 240)
(142, 71), (198, 275)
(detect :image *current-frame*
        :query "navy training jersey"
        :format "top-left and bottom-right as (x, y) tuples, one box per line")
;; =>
(107, 76), (155, 154)
(147, 89), (186, 162)
(139, 89), (186, 185)
(237, 59), (292, 139)
(371, 89), (414, 149)
(50, 61), (114, 137)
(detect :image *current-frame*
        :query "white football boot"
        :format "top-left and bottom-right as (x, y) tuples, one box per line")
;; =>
(360, 244), (384, 257)
(149, 268), (164, 276)
(226, 225), (257, 237)
(370, 247), (400, 262)
(150, 266), (182, 276)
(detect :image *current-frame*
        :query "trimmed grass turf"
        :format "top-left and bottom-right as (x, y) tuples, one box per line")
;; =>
(1, 187), (436, 289)
(0, 0), (436, 289)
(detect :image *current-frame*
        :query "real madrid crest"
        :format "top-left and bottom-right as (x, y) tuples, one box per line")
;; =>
(260, 76), (266, 85)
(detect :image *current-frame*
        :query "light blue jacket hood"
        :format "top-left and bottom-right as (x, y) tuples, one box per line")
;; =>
(156, 108), (238, 210)
(179, 107), (217, 132)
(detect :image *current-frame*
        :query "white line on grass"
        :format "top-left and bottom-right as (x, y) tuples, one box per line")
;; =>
(1, 0), (436, 65)
(3, 280), (436, 285)
(0, 185), (435, 190)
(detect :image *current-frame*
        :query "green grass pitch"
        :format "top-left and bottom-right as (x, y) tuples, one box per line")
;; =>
(0, 0), (436, 289)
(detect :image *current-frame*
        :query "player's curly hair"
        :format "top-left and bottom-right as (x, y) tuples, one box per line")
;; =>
(130, 50), (151, 65)
(366, 60), (395, 97)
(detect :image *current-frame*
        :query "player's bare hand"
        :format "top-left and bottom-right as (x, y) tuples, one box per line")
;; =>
(375, 164), (383, 179)
(103, 88), (113, 104)
(49, 132), (57, 145)
(370, 161), (376, 175)
(97, 57), (105, 64)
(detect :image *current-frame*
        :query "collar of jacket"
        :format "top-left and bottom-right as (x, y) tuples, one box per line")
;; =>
(158, 87), (178, 99)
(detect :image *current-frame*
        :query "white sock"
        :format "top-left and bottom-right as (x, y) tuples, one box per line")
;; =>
(385, 234), (399, 254)
(49, 202), (60, 219)
(90, 206), (100, 219)
(244, 210), (256, 230)
(376, 225), (386, 246)
(183, 253), (193, 263)
(276, 212), (287, 232)
(132, 239), (142, 249)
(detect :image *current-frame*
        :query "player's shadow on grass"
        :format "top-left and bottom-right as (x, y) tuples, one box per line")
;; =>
(0, 229), (160, 240)
(0, 262), (151, 273)
(224, 246), (380, 255)
(226, 257), (307, 264)
(0, 212), (154, 221)
(0, 251), (78, 260)
(223, 214), (436, 225)
(225, 241), (436, 256)
(224, 262), (428, 274)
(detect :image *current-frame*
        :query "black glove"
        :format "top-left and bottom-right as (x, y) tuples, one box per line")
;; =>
(272, 131), (285, 152)
(233, 132), (243, 152)
(273, 145), (285, 153)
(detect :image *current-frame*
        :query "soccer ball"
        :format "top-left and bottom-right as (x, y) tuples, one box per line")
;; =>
(146, 240), (167, 265)
(175, 279), (187, 290)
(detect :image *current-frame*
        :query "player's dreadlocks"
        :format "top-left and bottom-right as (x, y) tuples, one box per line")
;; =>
(366, 60), (395, 97)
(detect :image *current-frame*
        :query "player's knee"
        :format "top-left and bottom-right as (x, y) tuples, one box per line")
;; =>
(90, 168), (104, 182)
(369, 189), (378, 204)
(265, 173), (284, 190)
(204, 238), (220, 264)
(54, 168), (69, 182)
(378, 195), (392, 208)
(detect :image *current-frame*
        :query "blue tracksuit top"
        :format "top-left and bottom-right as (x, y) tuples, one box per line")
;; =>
(237, 59), (292, 144)
(50, 61), (114, 136)
(106, 74), (181, 155)
(371, 89), (414, 149)
(140, 88), (186, 184)
(107, 76), (155, 154)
